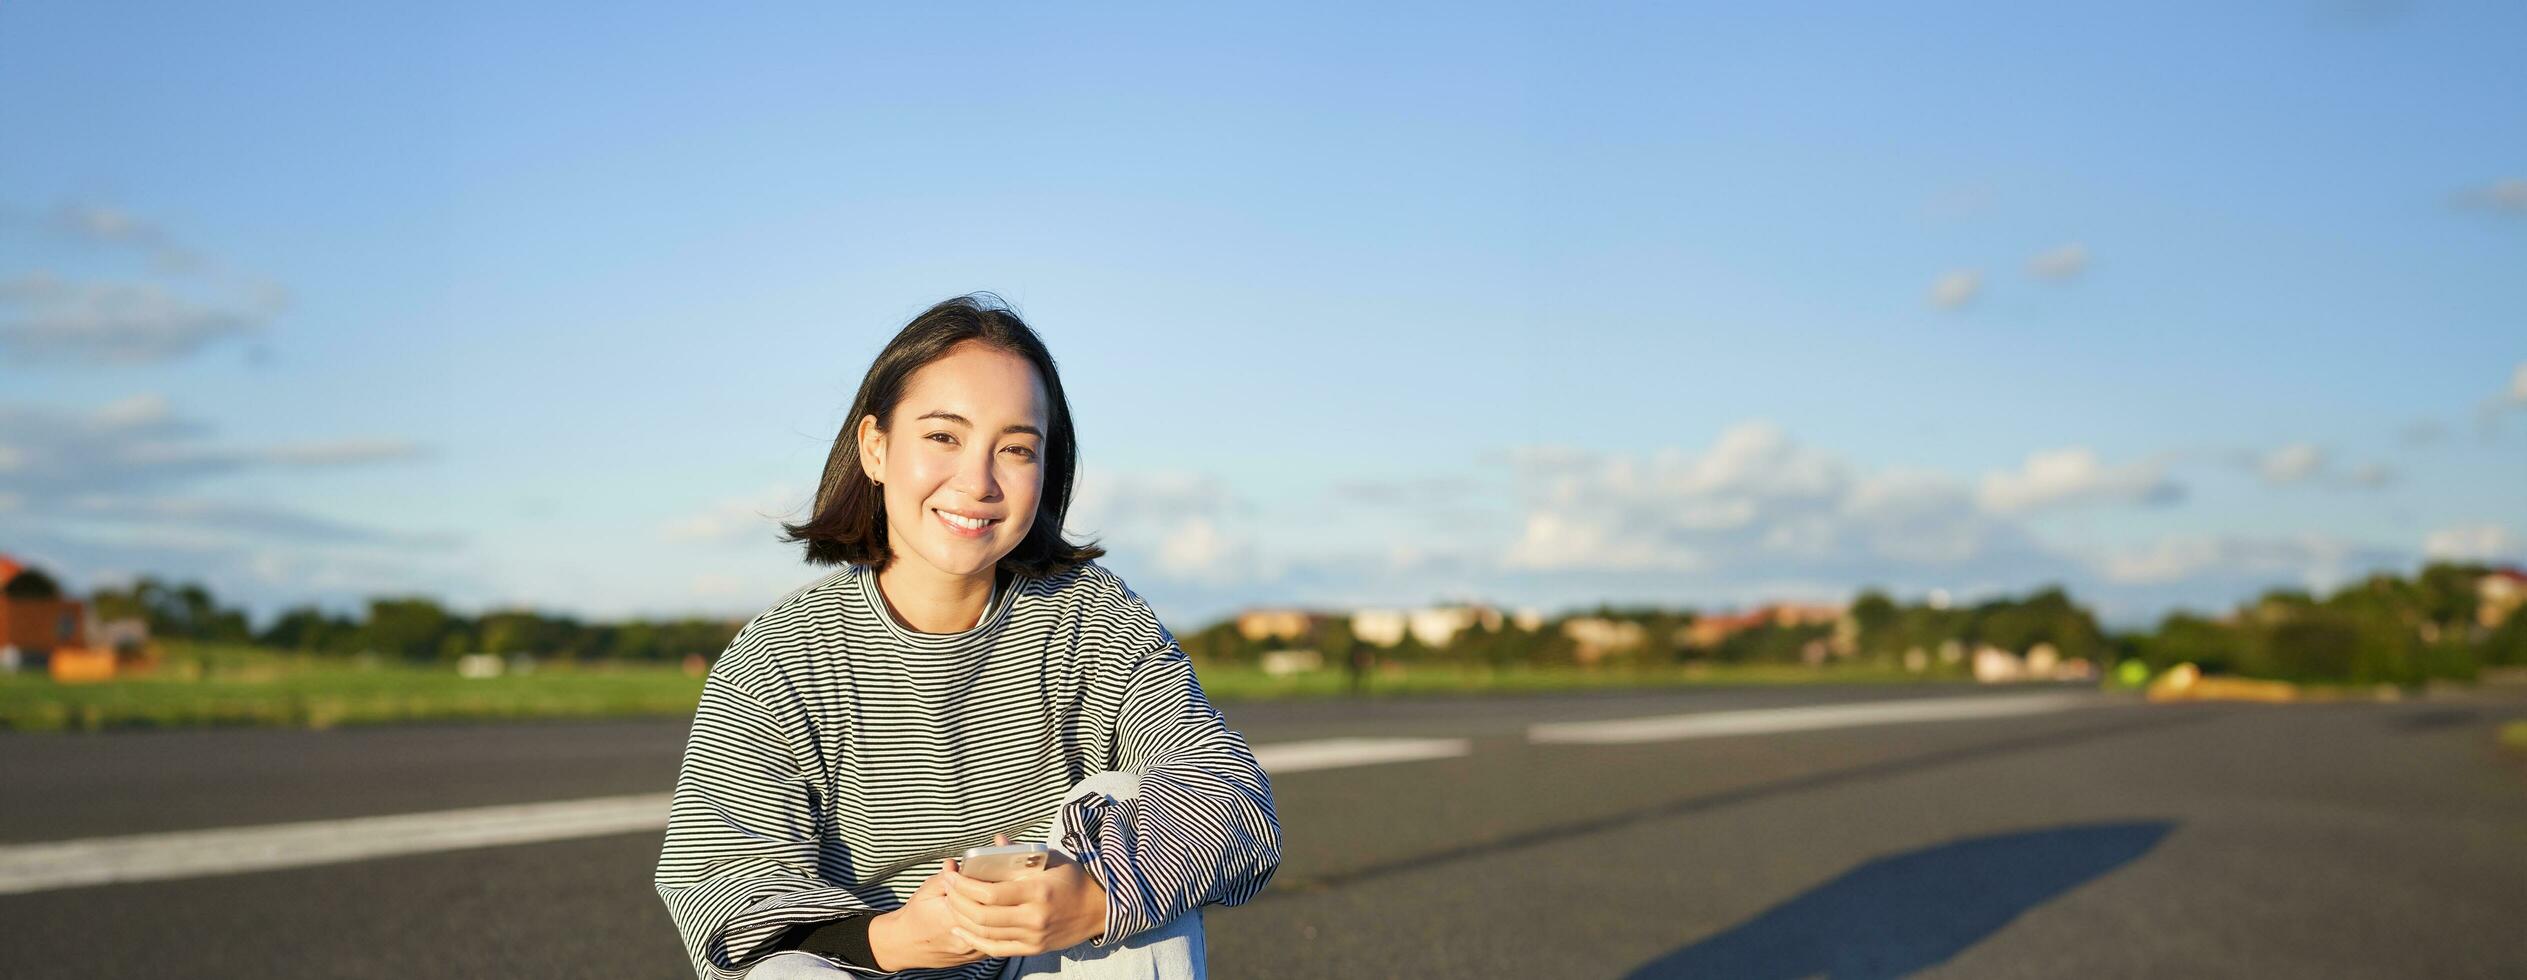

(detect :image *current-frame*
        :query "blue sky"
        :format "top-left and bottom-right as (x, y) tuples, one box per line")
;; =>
(2, 1), (2521, 630)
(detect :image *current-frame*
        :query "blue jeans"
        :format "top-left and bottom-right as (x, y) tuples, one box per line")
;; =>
(743, 771), (1208, 980)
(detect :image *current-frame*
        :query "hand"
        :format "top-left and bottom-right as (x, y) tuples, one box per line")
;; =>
(867, 859), (988, 971)
(943, 833), (1111, 959)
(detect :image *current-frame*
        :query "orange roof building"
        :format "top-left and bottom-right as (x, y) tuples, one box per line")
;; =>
(1, 553), (95, 669)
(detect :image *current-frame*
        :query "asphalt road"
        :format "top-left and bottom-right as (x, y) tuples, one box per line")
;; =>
(4, 684), (2524, 978)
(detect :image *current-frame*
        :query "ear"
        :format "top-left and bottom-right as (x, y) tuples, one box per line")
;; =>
(855, 413), (885, 480)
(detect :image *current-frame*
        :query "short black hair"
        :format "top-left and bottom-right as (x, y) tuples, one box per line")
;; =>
(781, 293), (1105, 578)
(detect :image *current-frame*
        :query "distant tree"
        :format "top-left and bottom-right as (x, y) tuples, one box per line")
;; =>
(2414, 562), (2485, 634)
(1387, 627), (1430, 663)
(1849, 589), (1900, 657)
(365, 597), (453, 661)
(1178, 620), (1254, 666)
(2321, 586), (2422, 685)
(3, 568), (62, 600)
(1716, 623), (1829, 665)
(111, 577), (251, 642)
(665, 619), (740, 663)
(1445, 619), (1500, 665)
(609, 621), (661, 662)
(2137, 613), (2247, 674)
(89, 583), (145, 622)
(2261, 610), (2362, 683)
(259, 605), (359, 653)
(2485, 606), (2527, 667)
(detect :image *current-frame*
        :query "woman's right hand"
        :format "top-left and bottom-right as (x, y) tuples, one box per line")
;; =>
(869, 859), (987, 971)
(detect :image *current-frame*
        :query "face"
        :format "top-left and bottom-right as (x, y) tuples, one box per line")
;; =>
(857, 341), (1049, 583)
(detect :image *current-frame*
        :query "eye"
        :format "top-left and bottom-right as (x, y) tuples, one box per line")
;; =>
(1005, 445), (1038, 460)
(927, 432), (956, 446)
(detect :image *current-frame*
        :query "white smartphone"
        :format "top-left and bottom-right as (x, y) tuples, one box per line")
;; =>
(959, 842), (1054, 882)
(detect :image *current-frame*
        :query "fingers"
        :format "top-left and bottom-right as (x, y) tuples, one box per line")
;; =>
(909, 859), (954, 898)
(995, 832), (1011, 846)
(953, 927), (1033, 959)
(943, 867), (1022, 906)
(946, 887), (1049, 930)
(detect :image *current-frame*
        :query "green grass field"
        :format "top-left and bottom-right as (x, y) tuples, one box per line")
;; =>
(0, 643), (1967, 732)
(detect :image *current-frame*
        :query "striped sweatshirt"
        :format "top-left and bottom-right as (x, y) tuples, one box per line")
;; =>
(653, 560), (1283, 980)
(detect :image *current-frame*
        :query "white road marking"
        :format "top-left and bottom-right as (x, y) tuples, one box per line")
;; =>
(0, 793), (673, 896)
(2, 702), (2084, 898)
(1527, 692), (2095, 745)
(1251, 737), (1472, 774)
(0, 736), (1470, 895)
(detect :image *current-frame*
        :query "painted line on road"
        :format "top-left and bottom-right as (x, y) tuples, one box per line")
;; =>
(1252, 737), (1472, 774)
(0, 792), (675, 896)
(0, 736), (1469, 895)
(1526, 692), (2095, 745)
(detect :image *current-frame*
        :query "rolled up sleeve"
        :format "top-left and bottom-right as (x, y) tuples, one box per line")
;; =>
(655, 663), (891, 979)
(1059, 642), (1284, 947)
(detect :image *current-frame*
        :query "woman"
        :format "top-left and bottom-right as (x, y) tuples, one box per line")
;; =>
(655, 295), (1282, 980)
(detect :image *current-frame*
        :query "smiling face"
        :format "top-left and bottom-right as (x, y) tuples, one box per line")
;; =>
(856, 340), (1049, 585)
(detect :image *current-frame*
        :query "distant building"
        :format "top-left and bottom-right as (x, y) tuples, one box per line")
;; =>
(1560, 617), (1647, 665)
(1681, 602), (1848, 649)
(2480, 568), (2527, 630)
(0, 553), (106, 679)
(1409, 604), (1501, 648)
(1234, 608), (1324, 644)
(1972, 645), (2024, 683)
(1347, 603), (1505, 649)
(1350, 609), (1409, 647)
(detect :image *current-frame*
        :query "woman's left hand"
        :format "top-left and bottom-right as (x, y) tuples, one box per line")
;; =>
(942, 833), (1110, 958)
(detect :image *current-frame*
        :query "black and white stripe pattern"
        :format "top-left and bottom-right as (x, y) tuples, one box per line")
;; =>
(654, 561), (1282, 980)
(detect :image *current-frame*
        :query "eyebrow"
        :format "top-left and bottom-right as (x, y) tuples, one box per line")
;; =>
(915, 410), (1044, 438)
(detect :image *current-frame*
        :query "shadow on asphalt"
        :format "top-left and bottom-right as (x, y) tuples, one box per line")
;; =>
(1261, 708), (2217, 899)
(1624, 821), (2176, 979)
(2390, 708), (2480, 731)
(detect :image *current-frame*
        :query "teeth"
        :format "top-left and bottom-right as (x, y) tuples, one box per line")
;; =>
(937, 510), (994, 530)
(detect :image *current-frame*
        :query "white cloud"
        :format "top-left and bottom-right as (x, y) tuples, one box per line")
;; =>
(1505, 509), (1706, 572)
(1066, 468), (1262, 586)
(1977, 447), (2179, 514)
(1155, 516), (1256, 584)
(1502, 422), (1852, 573)
(53, 494), (455, 548)
(2398, 419), (2447, 447)
(0, 271), (278, 365)
(2098, 534), (2397, 596)
(259, 440), (428, 466)
(1497, 422), (2061, 592)
(661, 483), (810, 545)
(2458, 178), (2527, 214)
(47, 203), (203, 271)
(2259, 443), (2325, 484)
(0, 204), (289, 365)
(1929, 269), (1982, 310)
(1330, 474), (1479, 505)
(1066, 469), (1239, 533)
(0, 395), (425, 496)
(2240, 442), (2395, 490)
(2423, 523), (2521, 563)
(2027, 242), (2089, 280)
(689, 572), (747, 600)
(0, 395), (441, 614)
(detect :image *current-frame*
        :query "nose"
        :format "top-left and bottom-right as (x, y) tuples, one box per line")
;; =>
(949, 441), (999, 502)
